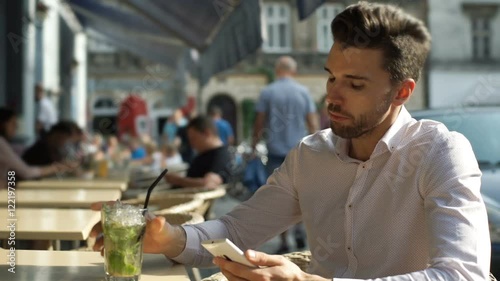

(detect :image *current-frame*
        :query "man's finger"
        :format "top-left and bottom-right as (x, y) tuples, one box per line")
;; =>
(146, 216), (166, 234)
(214, 258), (249, 281)
(89, 222), (102, 237)
(220, 268), (247, 281)
(93, 235), (103, 252)
(245, 250), (283, 267)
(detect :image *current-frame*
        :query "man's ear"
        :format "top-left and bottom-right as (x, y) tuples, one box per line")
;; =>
(393, 79), (416, 106)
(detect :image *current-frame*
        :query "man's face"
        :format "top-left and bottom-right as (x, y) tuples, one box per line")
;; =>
(324, 43), (396, 139)
(187, 127), (205, 152)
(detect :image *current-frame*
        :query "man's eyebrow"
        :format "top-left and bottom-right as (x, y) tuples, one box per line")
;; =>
(324, 67), (370, 81)
(344, 74), (370, 81)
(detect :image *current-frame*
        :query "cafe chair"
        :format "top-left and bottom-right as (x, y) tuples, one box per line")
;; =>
(153, 211), (204, 226)
(123, 196), (204, 214)
(138, 186), (227, 220)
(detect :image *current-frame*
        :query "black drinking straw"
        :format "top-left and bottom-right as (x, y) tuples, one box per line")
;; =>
(142, 168), (168, 214)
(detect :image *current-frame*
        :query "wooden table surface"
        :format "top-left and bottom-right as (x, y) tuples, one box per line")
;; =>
(0, 249), (190, 281)
(20, 179), (128, 191)
(0, 189), (121, 208)
(0, 208), (100, 240)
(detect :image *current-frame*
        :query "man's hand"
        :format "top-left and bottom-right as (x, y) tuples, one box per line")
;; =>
(54, 160), (80, 173)
(203, 172), (223, 189)
(213, 250), (328, 281)
(89, 201), (187, 258)
(165, 173), (183, 186)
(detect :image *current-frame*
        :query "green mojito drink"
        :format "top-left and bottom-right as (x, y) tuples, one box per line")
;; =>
(102, 203), (147, 281)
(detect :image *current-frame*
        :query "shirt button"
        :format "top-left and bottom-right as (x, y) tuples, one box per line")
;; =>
(347, 247), (352, 251)
(348, 204), (352, 208)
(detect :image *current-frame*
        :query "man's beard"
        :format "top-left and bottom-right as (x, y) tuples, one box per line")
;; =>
(328, 91), (394, 139)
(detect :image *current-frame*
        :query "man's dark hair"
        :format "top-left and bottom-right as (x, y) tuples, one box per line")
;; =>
(331, 1), (431, 83)
(48, 121), (76, 136)
(187, 116), (217, 135)
(0, 107), (16, 138)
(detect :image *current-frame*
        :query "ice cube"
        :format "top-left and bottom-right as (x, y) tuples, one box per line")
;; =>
(103, 201), (146, 227)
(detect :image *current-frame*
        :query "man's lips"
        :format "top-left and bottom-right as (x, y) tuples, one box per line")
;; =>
(329, 112), (350, 122)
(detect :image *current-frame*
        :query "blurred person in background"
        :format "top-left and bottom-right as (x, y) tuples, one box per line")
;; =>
(252, 55), (318, 253)
(161, 143), (183, 167)
(165, 109), (193, 164)
(162, 109), (187, 145)
(105, 135), (130, 165)
(128, 137), (147, 161)
(86, 133), (106, 161)
(23, 121), (79, 166)
(34, 84), (58, 137)
(141, 141), (163, 172)
(0, 108), (73, 188)
(209, 105), (234, 146)
(165, 116), (231, 188)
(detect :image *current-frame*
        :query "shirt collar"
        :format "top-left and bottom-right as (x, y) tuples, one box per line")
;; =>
(376, 106), (412, 154)
(332, 106), (413, 161)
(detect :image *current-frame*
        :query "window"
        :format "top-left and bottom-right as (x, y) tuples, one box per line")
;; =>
(471, 17), (491, 60)
(462, 4), (498, 61)
(316, 4), (344, 53)
(262, 3), (291, 53)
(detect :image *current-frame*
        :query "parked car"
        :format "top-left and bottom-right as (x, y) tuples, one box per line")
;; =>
(411, 107), (500, 277)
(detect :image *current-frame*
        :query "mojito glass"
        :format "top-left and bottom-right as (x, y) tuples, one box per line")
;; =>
(102, 202), (147, 281)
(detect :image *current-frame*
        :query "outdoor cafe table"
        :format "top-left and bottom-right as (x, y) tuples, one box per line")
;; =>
(0, 208), (100, 250)
(41, 168), (131, 182)
(20, 179), (128, 191)
(0, 189), (121, 208)
(0, 249), (190, 281)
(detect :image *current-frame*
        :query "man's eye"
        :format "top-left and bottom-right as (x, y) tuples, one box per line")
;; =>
(351, 84), (364, 90)
(328, 77), (335, 83)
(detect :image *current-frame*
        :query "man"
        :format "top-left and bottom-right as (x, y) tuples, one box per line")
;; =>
(35, 84), (58, 137)
(92, 2), (490, 280)
(164, 116), (232, 188)
(209, 106), (235, 146)
(252, 55), (318, 253)
(23, 120), (80, 166)
(252, 56), (318, 176)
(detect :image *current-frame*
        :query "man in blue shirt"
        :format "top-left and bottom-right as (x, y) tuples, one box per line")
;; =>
(209, 106), (234, 146)
(252, 56), (318, 253)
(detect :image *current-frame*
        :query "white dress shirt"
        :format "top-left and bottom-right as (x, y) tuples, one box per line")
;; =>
(173, 107), (490, 280)
(37, 97), (58, 131)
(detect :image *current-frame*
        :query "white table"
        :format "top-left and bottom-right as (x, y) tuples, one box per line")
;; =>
(0, 208), (100, 241)
(0, 249), (190, 281)
(0, 208), (101, 250)
(0, 189), (121, 208)
(21, 179), (128, 191)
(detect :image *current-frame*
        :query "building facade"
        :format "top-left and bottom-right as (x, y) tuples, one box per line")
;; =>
(88, 0), (429, 143)
(428, 0), (500, 108)
(0, 0), (87, 143)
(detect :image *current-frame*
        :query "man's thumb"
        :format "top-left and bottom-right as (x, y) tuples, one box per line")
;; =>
(245, 250), (283, 267)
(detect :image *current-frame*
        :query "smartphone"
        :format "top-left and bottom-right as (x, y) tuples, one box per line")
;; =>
(201, 238), (257, 268)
